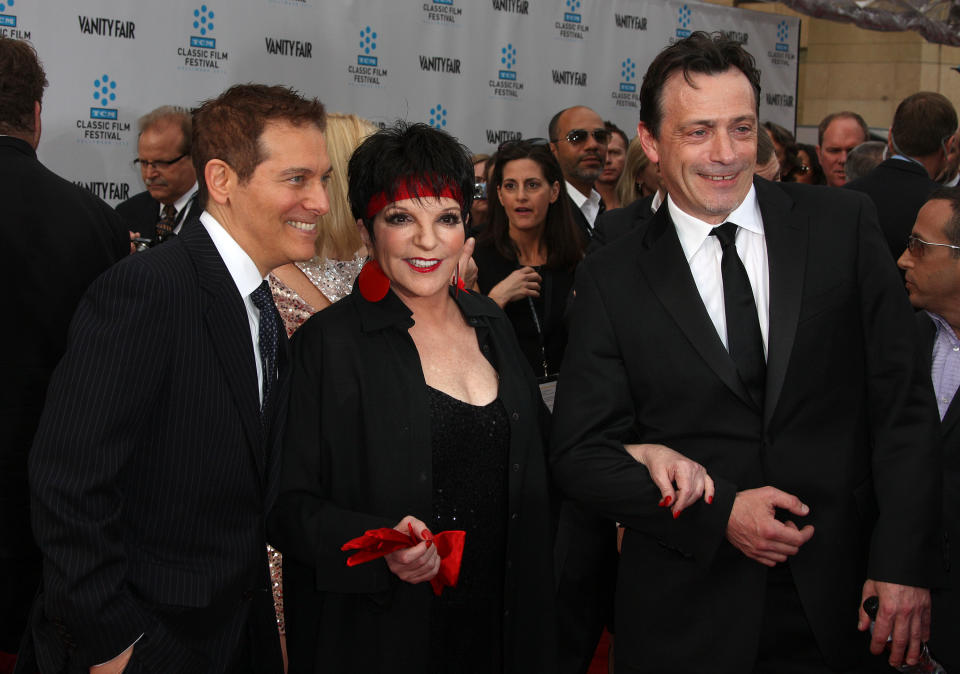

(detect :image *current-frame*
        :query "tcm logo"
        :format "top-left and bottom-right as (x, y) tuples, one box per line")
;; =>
(434, 0), (453, 4)
(0, 0), (16, 27)
(90, 74), (118, 120)
(564, 0), (581, 24)
(190, 5), (216, 49)
(619, 57), (636, 93)
(358, 25), (378, 67)
(776, 20), (789, 51)
(498, 43), (516, 81)
(676, 4), (691, 38)
(428, 104), (447, 129)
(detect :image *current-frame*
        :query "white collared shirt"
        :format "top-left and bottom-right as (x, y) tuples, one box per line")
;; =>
(158, 182), (199, 235)
(667, 185), (770, 355)
(565, 181), (603, 228)
(200, 210), (269, 404)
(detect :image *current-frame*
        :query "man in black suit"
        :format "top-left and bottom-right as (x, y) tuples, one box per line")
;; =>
(549, 106), (608, 242)
(896, 188), (960, 672)
(0, 37), (128, 669)
(552, 32), (940, 673)
(27, 84), (331, 673)
(115, 106), (201, 246)
(846, 92), (957, 262)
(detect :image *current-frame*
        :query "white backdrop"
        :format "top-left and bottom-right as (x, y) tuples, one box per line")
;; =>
(3, 0), (799, 205)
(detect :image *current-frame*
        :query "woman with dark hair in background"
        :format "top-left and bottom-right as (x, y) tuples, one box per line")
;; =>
(787, 142), (827, 185)
(474, 140), (583, 382)
(269, 123), (557, 674)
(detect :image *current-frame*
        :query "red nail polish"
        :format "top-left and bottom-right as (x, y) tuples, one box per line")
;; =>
(658, 497), (667, 507)
(664, 495), (672, 507)
(673, 509), (681, 519)
(707, 495), (714, 505)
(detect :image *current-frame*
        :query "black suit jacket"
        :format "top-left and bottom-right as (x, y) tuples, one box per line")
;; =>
(587, 194), (655, 255)
(115, 189), (202, 242)
(551, 178), (941, 672)
(566, 193), (593, 245)
(27, 217), (285, 673)
(0, 136), (127, 652)
(917, 312), (960, 672)
(845, 157), (938, 262)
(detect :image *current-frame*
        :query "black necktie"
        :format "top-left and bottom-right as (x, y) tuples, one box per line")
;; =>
(710, 222), (765, 408)
(597, 197), (606, 217)
(250, 281), (279, 413)
(156, 204), (177, 242)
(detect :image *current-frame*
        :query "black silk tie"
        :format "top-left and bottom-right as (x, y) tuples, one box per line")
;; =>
(710, 222), (766, 408)
(250, 281), (279, 414)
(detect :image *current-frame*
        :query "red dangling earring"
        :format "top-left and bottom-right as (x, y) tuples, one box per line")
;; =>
(358, 259), (390, 302)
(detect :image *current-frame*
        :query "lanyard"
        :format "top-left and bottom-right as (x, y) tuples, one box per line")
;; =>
(526, 289), (549, 379)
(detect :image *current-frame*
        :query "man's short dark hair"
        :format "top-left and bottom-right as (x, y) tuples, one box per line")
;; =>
(817, 111), (869, 147)
(638, 31), (761, 139)
(138, 105), (193, 155)
(0, 37), (48, 137)
(192, 84), (326, 209)
(891, 92), (958, 158)
(348, 122), (474, 239)
(929, 186), (960, 253)
(605, 121), (629, 149)
(548, 108), (569, 142)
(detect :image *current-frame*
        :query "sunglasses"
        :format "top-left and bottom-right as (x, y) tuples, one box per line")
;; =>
(907, 234), (960, 257)
(553, 128), (610, 145)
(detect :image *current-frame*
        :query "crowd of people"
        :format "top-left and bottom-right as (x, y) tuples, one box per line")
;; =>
(2, 27), (959, 674)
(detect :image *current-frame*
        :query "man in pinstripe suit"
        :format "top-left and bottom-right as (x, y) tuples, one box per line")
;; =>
(26, 85), (331, 674)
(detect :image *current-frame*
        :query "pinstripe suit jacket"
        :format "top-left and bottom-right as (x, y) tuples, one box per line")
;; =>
(27, 216), (286, 673)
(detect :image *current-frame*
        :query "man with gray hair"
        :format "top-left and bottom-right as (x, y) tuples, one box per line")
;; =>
(116, 105), (201, 246)
(843, 141), (886, 183)
(847, 92), (958, 262)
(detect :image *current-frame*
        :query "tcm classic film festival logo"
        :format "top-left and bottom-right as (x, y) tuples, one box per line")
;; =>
(0, 0), (30, 39)
(427, 104), (448, 129)
(675, 4), (692, 40)
(74, 73), (132, 202)
(489, 43), (523, 100)
(422, 0), (462, 26)
(768, 19), (796, 68)
(178, 5), (229, 72)
(556, 0), (589, 40)
(348, 25), (388, 87)
(610, 57), (640, 109)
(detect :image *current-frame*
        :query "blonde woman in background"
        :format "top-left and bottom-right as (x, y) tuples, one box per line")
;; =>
(615, 135), (661, 209)
(269, 112), (377, 335)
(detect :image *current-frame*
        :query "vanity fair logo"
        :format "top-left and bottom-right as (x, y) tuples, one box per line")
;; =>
(77, 16), (135, 39)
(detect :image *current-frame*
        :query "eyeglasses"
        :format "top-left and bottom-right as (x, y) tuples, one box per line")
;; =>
(473, 180), (487, 200)
(133, 153), (188, 170)
(552, 129), (610, 145)
(907, 234), (960, 257)
(794, 164), (810, 175)
(497, 137), (549, 151)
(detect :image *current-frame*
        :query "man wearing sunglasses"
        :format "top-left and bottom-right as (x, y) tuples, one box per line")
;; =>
(548, 106), (609, 242)
(116, 105), (202, 246)
(897, 187), (960, 673)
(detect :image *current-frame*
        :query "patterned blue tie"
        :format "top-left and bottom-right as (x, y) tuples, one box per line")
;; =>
(250, 280), (279, 412)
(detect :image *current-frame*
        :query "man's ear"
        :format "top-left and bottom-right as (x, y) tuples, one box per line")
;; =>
(204, 159), (234, 206)
(638, 122), (660, 166)
(31, 101), (42, 149)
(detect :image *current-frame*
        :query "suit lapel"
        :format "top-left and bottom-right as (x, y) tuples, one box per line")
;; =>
(757, 180), (807, 427)
(637, 206), (754, 408)
(181, 219), (266, 481)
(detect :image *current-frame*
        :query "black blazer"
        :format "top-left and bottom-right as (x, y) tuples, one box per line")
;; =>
(551, 178), (941, 672)
(27, 217), (286, 673)
(115, 189), (202, 241)
(845, 157), (939, 262)
(269, 286), (557, 674)
(587, 193), (655, 255)
(0, 136), (127, 652)
(918, 312), (960, 672)
(566, 193), (593, 244)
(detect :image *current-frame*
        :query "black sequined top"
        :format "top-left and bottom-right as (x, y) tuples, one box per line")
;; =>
(428, 386), (510, 674)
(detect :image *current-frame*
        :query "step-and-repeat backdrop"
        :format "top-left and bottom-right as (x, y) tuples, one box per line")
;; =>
(3, 0), (799, 205)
